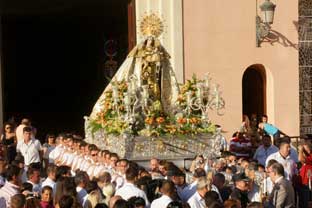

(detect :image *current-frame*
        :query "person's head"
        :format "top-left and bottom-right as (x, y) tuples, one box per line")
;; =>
(150, 158), (159, 172)
(193, 168), (206, 179)
(109, 195), (122, 208)
(247, 202), (263, 208)
(204, 191), (221, 207)
(262, 115), (268, 123)
(4, 122), (13, 133)
(262, 135), (272, 147)
(23, 126), (32, 142)
(118, 159), (129, 175)
(74, 171), (89, 188)
(278, 138), (291, 158)
(11, 194), (26, 208)
(127, 196), (146, 208)
(21, 118), (31, 126)
(98, 171), (112, 184)
(41, 186), (53, 203)
(27, 167), (41, 184)
(233, 173), (249, 192)
(224, 199), (242, 208)
(110, 153), (119, 168)
(213, 173), (225, 189)
(196, 177), (211, 197)
(112, 199), (130, 208)
(95, 204), (109, 208)
(46, 164), (57, 181)
(167, 167), (185, 186)
(58, 195), (74, 208)
(21, 182), (33, 196)
(56, 166), (71, 181)
(268, 163), (285, 183)
(166, 201), (183, 208)
(302, 140), (312, 154)
(160, 180), (176, 198)
(125, 167), (138, 183)
(159, 160), (170, 176)
(6, 164), (21, 185)
(46, 134), (56, 145)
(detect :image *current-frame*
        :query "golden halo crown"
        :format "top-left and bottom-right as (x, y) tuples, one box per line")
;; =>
(140, 13), (164, 38)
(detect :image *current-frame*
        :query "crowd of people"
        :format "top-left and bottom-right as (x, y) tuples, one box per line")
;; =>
(0, 116), (310, 208)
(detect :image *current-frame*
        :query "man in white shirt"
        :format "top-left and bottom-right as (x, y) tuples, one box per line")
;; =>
(151, 180), (175, 208)
(0, 165), (22, 208)
(115, 168), (149, 206)
(253, 135), (278, 166)
(265, 138), (297, 180)
(187, 177), (210, 208)
(15, 118), (31, 144)
(16, 127), (42, 167)
(41, 164), (57, 192)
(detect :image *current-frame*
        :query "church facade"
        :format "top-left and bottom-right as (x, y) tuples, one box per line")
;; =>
(135, 0), (300, 138)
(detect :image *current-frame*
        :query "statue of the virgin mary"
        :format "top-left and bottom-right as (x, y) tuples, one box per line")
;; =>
(89, 14), (180, 121)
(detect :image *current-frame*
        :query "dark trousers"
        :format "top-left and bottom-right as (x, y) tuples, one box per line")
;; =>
(298, 184), (310, 208)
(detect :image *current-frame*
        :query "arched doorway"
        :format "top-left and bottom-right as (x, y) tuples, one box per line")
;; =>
(242, 65), (266, 120)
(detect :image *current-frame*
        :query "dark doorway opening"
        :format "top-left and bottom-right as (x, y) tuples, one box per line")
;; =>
(1, 0), (134, 139)
(242, 65), (266, 119)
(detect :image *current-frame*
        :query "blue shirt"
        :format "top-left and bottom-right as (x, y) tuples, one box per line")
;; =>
(263, 123), (278, 135)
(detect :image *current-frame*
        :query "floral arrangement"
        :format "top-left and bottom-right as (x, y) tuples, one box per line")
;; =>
(89, 75), (217, 137)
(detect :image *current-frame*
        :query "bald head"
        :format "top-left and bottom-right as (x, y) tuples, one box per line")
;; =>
(150, 158), (159, 172)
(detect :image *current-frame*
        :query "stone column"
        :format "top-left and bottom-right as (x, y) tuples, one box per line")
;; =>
(135, 0), (184, 83)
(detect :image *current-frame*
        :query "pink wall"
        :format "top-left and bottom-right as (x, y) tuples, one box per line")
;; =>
(183, 0), (299, 139)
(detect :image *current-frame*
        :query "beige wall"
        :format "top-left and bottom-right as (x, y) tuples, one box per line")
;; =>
(183, 0), (299, 138)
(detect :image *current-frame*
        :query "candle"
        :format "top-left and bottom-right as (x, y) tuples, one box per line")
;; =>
(204, 73), (210, 88)
(131, 80), (136, 93)
(196, 83), (203, 99)
(112, 85), (119, 99)
(186, 91), (192, 105)
(124, 93), (131, 106)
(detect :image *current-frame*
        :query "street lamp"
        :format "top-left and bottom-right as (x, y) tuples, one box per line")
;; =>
(256, 0), (276, 47)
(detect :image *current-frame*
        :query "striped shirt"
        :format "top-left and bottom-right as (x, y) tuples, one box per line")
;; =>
(0, 181), (20, 208)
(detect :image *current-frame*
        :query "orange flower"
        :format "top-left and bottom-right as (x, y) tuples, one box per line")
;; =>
(177, 117), (187, 124)
(156, 117), (165, 124)
(189, 117), (198, 124)
(145, 117), (154, 125)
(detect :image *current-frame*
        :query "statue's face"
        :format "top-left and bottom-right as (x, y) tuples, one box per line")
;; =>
(146, 37), (154, 46)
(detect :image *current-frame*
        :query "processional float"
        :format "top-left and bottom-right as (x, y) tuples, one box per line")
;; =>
(84, 13), (225, 160)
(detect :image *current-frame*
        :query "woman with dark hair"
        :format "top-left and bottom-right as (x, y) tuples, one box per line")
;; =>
(298, 140), (312, 208)
(42, 134), (56, 172)
(113, 199), (131, 208)
(1, 122), (16, 163)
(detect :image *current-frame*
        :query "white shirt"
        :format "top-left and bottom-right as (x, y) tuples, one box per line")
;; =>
(49, 145), (62, 163)
(16, 138), (42, 166)
(253, 145), (278, 166)
(0, 181), (20, 208)
(187, 191), (206, 208)
(151, 194), (172, 208)
(41, 177), (56, 192)
(265, 152), (297, 180)
(115, 182), (150, 206)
